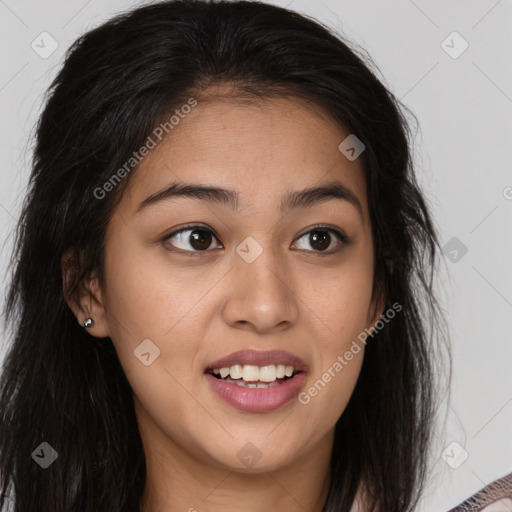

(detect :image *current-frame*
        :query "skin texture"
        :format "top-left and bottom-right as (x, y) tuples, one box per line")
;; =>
(64, 88), (384, 512)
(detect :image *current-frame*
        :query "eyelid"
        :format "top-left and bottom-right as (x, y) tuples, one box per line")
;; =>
(295, 223), (350, 244)
(163, 223), (221, 241)
(292, 224), (350, 253)
(162, 223), (224, 251)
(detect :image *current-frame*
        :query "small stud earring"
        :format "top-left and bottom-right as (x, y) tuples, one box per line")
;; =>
(83, 317), (94, 329)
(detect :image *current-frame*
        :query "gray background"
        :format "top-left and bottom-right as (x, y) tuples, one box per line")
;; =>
(0, 0), (511, 510)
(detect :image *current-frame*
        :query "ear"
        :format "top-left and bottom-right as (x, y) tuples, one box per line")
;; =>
(61, 248), (110, 338)
(366, 251), (393, 330)
(366, 278), (386, 333)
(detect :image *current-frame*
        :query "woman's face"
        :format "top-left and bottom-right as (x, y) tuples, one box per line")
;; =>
(85, 91), (383, 474)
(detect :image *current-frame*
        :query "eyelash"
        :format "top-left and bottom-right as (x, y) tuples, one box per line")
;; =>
(161, 223), (350, 255)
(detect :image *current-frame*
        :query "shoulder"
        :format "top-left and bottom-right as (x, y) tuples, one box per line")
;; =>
(448, 471), (512, 512)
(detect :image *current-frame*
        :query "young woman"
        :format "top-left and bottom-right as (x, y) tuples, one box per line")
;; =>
(1, 0), (506, 511)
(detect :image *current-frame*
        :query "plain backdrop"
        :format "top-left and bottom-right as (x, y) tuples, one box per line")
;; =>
(0, 1), (511, 510)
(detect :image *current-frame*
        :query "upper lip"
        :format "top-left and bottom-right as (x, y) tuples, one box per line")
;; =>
(205, 349), (309, 373)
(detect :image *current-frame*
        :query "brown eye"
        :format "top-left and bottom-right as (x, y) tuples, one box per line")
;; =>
(309, 230), (331, 251)
(293, 226), (348, 253)
(189, 228), (213, 250)
(163, 226), (222, 252)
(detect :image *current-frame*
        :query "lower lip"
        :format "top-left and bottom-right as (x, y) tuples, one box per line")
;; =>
(204, 372), (307, 412)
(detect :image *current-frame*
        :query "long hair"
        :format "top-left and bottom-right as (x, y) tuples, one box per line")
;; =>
(0, 1), (449, 510)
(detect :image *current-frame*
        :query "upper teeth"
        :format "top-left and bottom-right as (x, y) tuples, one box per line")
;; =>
(212, 364), (295, 382)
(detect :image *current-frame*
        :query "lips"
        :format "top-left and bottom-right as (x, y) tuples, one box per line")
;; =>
(204, 349), (309, 412)
(205, 349), (309, 373)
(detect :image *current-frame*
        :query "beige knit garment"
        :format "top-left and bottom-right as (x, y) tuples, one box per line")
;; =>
(448, 472), (512, 512)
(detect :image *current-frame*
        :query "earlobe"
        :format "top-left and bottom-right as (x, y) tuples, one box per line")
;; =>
(80, 276), (110, 338)
(60, 248), (110, 338)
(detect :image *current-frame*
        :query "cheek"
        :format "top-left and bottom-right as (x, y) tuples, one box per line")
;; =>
(296, 263), (373, 417)
(302, 352), (364, 414)
(305, 259), (375, 346)
(102, 230), (209, 339)
(300, 326), (365, 429)
(101, 237), (214, 399)
(103, 260), (206, 435)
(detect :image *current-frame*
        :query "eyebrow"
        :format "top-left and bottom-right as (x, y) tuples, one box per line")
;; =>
(135, 180), (363, 218)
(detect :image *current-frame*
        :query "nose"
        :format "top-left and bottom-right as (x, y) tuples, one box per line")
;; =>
(221, 244), (300, 335)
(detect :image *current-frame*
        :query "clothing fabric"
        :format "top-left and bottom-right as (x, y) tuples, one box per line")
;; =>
(449, 472), (512, 512)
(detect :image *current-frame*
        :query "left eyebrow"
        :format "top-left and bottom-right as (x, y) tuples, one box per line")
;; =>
(135, 180), (363, 218)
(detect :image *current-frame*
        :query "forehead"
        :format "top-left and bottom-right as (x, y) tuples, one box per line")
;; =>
(117, 91), (369, 222)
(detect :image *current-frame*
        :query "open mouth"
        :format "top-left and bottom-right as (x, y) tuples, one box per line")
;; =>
(205, 364), (303, 389)
(203, 351), (309, 412)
